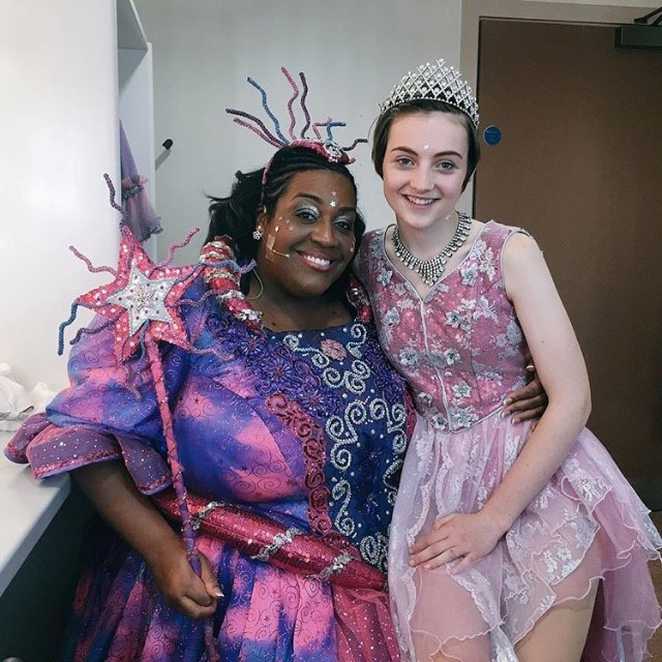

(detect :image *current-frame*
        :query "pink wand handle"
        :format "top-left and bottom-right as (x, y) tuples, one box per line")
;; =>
(144, 336), (220, 662)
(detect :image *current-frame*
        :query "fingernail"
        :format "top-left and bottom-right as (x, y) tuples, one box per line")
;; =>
(500, 410), (507, 418)
(423, 563), (431, 570)
(511, 416), (519, 424)
(214, 589), (223, 598)
(503, 398), (512, 406)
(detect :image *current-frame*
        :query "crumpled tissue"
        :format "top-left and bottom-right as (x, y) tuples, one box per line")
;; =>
(0, 364), (55, 431)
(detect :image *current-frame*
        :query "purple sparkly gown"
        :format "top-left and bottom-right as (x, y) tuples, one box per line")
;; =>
(6, 277), (413, 661)
(357, 221), (662, 662)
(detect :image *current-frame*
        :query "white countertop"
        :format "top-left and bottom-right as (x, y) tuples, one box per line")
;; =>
(0, 430), (70, 596)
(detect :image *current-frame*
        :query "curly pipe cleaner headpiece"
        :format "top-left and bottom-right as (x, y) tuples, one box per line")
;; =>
(225, 66), (368, 184)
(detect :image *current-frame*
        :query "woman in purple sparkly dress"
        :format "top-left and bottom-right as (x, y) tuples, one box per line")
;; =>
(8, 144), (417, 661)
(357, 59), (662, 661)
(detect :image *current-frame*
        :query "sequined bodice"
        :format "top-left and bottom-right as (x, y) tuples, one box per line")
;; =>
(270, 323), (409, 570)
(357, 221), (529, 433)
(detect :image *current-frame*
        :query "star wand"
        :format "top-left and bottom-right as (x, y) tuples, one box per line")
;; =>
(58, 179), (223, 661)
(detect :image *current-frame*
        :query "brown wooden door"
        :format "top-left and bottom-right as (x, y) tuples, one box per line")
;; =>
(474, 18), (662, 506)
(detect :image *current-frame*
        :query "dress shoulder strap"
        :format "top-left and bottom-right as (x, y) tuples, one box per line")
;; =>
(480, 220), (531, 251)
(467, 221), (533, 290)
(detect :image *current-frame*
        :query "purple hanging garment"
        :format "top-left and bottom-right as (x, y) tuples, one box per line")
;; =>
(120, 122), (162, 242)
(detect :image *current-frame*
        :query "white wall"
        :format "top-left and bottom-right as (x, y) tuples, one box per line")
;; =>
(0, 1), (121, 390)
(135, 0), (463, 264)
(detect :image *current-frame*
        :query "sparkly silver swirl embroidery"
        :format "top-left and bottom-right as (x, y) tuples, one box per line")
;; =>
(326, 398), (407, 532)
(360, 532), (389, 568)
(250, 526), (302, 562)
(383, 458), (404, 506)
(282, 334), (333, 369)
(369, 398), (407, 454)
(332, 479), (355, 536)
(283, 327), (369, 395)
(313, 552), (353, 581)
(191, 500), (224, 531)
(346, 322), (367, 358)
(327, 400), (365, 470)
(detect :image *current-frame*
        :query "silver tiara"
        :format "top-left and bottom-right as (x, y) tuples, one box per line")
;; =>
(379, 59), (479, 129)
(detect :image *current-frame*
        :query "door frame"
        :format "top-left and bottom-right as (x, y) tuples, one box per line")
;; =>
(460, 0), (655, 214)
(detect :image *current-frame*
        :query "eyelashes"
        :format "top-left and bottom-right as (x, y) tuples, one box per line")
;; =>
(295, 207), (320, 221)
(392, 156), (458, 171)
(294, 207), (354, 230)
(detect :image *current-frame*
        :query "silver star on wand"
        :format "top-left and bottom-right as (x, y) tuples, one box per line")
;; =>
(106, 260), (179, 335)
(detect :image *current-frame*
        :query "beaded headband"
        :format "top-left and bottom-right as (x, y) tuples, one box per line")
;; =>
(379, 58), (480, 129)
(226, 67), (367, 181)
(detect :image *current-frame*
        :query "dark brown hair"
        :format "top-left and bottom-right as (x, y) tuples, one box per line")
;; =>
(371, 99), (480, 190)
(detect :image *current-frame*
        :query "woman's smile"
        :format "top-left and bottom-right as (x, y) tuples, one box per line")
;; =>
(297, 250), (335, 271)
(402, 194), (440, 208)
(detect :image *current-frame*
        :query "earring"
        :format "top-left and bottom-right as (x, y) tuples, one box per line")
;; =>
(247, 269), (264, 301)
(252, 226), (263, 240)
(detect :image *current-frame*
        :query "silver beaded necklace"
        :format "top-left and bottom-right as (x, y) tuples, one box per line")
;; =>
(392, 211), (472, 287)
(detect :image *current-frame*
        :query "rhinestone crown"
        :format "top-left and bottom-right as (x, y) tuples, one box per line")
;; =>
(379, 59), (479, 129)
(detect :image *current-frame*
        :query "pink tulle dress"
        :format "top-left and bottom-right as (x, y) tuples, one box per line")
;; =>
(356, 220), (662, 661)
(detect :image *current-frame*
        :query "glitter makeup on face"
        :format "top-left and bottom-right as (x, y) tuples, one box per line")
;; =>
(265, 224), (290, 259)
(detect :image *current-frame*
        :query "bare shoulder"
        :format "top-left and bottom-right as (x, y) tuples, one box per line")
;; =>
(503, 230), (543, 268)
(501, 230), (550, 300)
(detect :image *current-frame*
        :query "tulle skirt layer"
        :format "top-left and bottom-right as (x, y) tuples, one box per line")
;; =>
(388, 413), (662, 661)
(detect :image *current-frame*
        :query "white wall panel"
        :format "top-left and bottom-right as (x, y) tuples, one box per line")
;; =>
(0, 0), (121, 390)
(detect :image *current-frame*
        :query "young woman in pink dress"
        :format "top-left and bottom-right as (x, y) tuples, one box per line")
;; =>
(356, 60), (662, 661)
